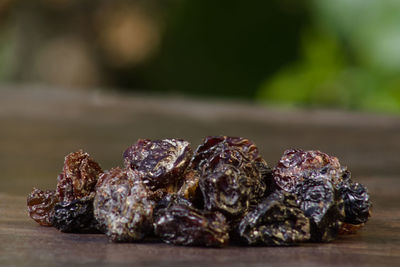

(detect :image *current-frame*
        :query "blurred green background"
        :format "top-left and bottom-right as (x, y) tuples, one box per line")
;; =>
(1, 0), (399, 113)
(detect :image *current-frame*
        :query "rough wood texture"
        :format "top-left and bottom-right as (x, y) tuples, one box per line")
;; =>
(1, 85), (399, 266)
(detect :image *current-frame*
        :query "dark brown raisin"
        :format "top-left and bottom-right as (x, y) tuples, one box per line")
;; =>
(191, 136), (264, 172)
(273, 149), (345, 193)
(56, 150), (103, 202)
(27, 188), (58, 226)
(339, 182), (371, 225)
(192, 136), (267, 218)
(123, 139), (192, 191)
(237, 191), (310, 246)
(154, 202), (229, 247)
(200, 164), (260, 217)
(295, 177), (345, 242)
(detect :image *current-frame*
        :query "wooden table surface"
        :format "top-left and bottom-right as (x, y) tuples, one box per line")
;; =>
(1, 85), (400, 266)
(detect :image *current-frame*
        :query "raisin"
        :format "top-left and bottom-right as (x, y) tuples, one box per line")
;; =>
(339, 182), (371, 225)
(94, 168), (155, 242)
(191, 136), (264, 172)
(154, 202), (229, 247)
(255, 160), (275, 195)
(192, 136), (267, 218)
(27, 188), (58, 226)
(295, 177), (345, 242)
(200, 164), (258, 218)
(56, 150), (103, 202)
(123, 139), (193, 191)
(94, 167), (133, 232)
(177, 169), (203, 208)
(52, 198), (99, 233)
(273, 149), (345, 193)
(237, 191), (310, 246)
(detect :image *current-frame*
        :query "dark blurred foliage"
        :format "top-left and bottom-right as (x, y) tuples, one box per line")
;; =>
(0, 0), (308, 99)
(139, 0), (308, 98)
(258, 0), (400, 113)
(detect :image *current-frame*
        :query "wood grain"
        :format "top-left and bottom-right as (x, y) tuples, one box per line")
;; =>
(1, 85), (399, 266)
(1, 184), (399, 267)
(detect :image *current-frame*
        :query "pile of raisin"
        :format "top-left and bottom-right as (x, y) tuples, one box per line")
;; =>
(27, 137), (371, 247)
(28, 150), (103, 233)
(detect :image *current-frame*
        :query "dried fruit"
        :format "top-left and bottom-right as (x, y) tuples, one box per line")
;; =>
(255, 160), (275, 195)
(200, 164), (258, 218)
(27, 188), (58, 226)
(295, 177), (345, 242)
(27, 139), (371, 247)
(273, 149), (345, 193)
(193, 136), (267, 218)
(56, 150), (103, 202)
(154, 202), (229, 247)
(339, 182), (371, 225)
(52, 198), (99, 233)
(94, 168), (155, 242)
(237, 191), (310, 246)
(94, 167), (133, 233)
(177, 169), (201, 204)
(191, 136), (264, 172)
(123, 139), (193, 191)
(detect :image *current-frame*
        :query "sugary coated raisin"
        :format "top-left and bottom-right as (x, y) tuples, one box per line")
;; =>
(93, 167), (134, 232)
(94, 168), (155, 242)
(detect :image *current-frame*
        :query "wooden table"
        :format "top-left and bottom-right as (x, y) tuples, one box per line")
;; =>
(1, 85), (400, 266)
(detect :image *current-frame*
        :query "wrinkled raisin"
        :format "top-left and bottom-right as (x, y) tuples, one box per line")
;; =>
(154, 202), (229, 247)
(94, 168), (155, 242)
(192, 136), (267, 218)
(191, 136), (264, 172)
(273, 149), (345, 193)
(123, 139), (192, 191)
(339, 182), (371, 225)
(237, 191), (310, 246)
(200, 164), (261, 218)
(27, 188), (58, 226)
(94, 167), (134, 233)
(56, 150), (103, 202)
(52, 198), (99, 233)
(295, 177), (345, 242)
